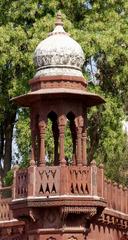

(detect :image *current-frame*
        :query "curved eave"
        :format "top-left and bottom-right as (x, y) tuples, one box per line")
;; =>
(12, 88), (105, 107)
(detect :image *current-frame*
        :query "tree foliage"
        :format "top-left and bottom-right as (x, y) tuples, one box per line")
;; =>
(0, 0), (128, 185)
(87, 87), (128, 185)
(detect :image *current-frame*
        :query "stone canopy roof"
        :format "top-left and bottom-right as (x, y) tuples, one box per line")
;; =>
(34, 11), (85, 78)
(12, 11), (105, 107)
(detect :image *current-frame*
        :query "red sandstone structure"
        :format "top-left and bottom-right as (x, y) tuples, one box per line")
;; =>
(0, 12), (128, 240)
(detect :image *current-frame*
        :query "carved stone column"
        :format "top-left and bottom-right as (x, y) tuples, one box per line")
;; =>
(77, 127), (82, 165)
(30, 111), (36, 166)
(82, 131), (87, 165)
(38, 119), (46, 166)
(82, 111), (87, 165)
(75, 116), (84, 165)
(52, 120), (59, 165)
(70, 121), (77, 166)
(58, 115), (67, 165)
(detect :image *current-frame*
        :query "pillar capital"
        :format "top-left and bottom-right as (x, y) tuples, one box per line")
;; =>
(75, 115), (84, 128)
(58, 114), (67, 127)
(38, 120), (46, 133)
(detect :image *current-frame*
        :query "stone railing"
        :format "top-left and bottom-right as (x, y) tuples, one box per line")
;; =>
(69, 166), (90, 195)
(0, 186), (13, 221)
(89, 161), (128, 214)
(0, 185), (26, 239)
(12, 161), (128, 215)
(0, 197), (12, 221)
(13, 165), (91, 198)
(14, 169), (28, 198)
(103, 179), (128, 213)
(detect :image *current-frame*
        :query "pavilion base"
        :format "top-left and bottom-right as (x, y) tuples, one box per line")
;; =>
(28, 229), (88, 240)
(11, 197), (106, 240)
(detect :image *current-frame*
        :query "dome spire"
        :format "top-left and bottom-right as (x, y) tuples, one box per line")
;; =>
(55, 11), (63, 26)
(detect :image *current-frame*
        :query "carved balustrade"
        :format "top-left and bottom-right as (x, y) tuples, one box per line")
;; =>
(0, 186), (12, 221)
(14, 169), (28, 199)
(0, 186), (26, 239)
(103, 179), (128, 214)
(36, 166), (60, 195)
(13, 165), (90, 198)
(69, 166), (90, 195)
(92, 161), (128, 215)
(0, 198), (12, 221)
(13, 163), (128, 215)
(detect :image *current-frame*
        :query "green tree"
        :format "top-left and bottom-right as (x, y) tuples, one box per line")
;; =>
(87, 87), (128, 185)
(0, 0), (59, 176)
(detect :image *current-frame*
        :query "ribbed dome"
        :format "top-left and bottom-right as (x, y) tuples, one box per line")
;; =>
(13, 12), (105, 108)
(34, 12), (85, 78)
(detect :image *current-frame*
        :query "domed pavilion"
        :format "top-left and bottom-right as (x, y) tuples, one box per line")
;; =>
(11, 11), (108, 240)
(13, 11), (104, 168)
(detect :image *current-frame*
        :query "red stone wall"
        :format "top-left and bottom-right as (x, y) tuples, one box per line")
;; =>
(87, 223), (126, 240)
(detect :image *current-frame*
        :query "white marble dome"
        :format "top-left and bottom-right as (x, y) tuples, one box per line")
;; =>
(34, 12), (85, 78)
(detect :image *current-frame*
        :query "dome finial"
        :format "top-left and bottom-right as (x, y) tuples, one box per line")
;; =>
(55, 11), (63, 26)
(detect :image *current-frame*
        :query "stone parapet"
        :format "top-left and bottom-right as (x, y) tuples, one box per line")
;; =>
(12, 163), (128, 216)
(12, 165), (94, 199)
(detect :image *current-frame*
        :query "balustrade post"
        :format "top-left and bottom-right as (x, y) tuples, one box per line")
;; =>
(105, 180), (109, 206)
(90, 160), (97, 196)
(38, 120), (46, 166)
(60, 165), (69, 194)
(119, 185), (123, 212)
(98, 163), (104, 197)
(104, 178), (108, 201)
(107, 180), (112, 208)
(111, 183), (114, 209)
(12, 164), (19, 199)
(113, 182), (117, 209)
(58, 115), (67, 165)
(28, 165), (36, 197)
(117, 184), (120, 211)
(122, 187), (125, 213)
(124, 187), (128, 214)
(118, 184), (122, 211)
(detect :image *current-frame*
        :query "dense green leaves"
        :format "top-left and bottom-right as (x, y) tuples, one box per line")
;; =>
(87, 88), (128, 185)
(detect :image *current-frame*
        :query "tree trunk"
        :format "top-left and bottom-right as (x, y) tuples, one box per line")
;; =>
(3, 108), (16, 177)
(0, 124), (4, 164)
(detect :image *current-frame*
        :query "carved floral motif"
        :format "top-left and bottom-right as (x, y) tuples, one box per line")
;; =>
(34, 15), (85, 78)
(38, 167), (60, 195)
(34, 52), (84, 70)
